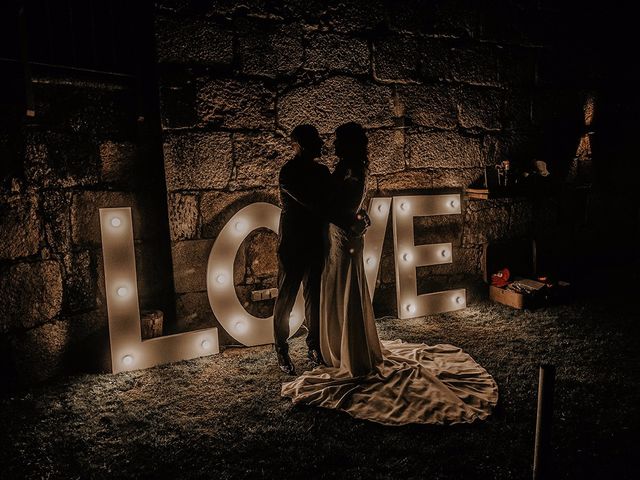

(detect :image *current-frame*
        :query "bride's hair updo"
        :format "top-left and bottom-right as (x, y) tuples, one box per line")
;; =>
(335, 122), (369, 169)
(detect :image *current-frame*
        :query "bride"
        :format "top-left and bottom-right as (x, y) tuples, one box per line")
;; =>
(282, 122), (498, 426)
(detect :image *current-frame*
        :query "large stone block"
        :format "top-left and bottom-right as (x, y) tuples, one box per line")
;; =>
(24, 132), (101, 188)
(450, 45), (499, 85)
(42, 191), (72, 254)
(419, 42), (498, 86)
(278, 76), (394, 134)
(396, 85), (457, 129)
(175, 291), (216, 333)
(463, 202), (510, 245)
(0, 260), (63, 333)
(430, 167), (484, 189)
(0, 194), (42, 260)
(233, 133), (291, 189)
(163, 132), (233, 191)
(245, 230), (279, 278)
(455, 86), (503, 131)
(155, 15), (233, 66)
(171, 239), (214, 293)
(417, 38), (454, 82)
(99, 141), (136, 185)
(376, 169), (433, 195)
(196, 79), (275, 129)
(9, 320), (70, 383)
(305, 32), (369, 74)
(168, 193), (199, 241)
(238, 24), (304, 77)
(62, 251), (96, 314)
(367, 129), (405, 175)
(373, 35), (420, 82)
(407, 132), (485, 169)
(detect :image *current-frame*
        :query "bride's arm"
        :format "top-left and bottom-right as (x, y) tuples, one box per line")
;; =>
(327, 170), (366, 230)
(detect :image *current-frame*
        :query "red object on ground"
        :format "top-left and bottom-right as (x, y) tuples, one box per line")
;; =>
(491, 268), (511, 287)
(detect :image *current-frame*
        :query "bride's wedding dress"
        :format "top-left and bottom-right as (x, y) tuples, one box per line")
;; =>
(281, 162), (498, 426)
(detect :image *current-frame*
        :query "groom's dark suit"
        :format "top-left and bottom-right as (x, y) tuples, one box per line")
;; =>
(273, 155), (330, 354)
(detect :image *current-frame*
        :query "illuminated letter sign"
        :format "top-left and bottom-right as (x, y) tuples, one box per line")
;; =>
(206, 202), (304, 346)
(392, 194), (466, 319)
(100, 207), (219, 373)
(100, 194), (466, 368)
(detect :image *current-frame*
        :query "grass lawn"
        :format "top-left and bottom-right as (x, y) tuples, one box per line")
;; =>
(1, 293), (638, 479)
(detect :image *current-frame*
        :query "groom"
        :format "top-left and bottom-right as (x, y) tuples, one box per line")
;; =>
(273, 124), (330, 375)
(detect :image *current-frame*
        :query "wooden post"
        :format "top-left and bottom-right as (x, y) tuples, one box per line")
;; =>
(533, 364), (556, 480)
(18, 5), (35, 118)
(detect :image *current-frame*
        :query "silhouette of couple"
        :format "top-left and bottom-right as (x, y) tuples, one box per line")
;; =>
(275, 123), (498, 425)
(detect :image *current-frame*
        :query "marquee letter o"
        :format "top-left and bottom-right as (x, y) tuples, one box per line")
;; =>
(206, 202), (304, 346)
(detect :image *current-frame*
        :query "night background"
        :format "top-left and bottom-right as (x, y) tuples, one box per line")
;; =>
(0, 0), (639, 478)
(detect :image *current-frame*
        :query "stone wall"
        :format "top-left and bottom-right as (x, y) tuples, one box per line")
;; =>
(2, 0), (617, 387)
(0, 72), (174, 388)
(154, 0), (596, 333)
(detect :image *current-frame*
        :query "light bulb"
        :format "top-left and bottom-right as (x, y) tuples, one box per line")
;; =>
(406, 304), (416, 314)
(110, 217), (122, 228)
(449, 200), (457, 209)
(122, 355), (133, 366)
(366, 257), (375, 266)
(402, 252), (412, 262)
(201, 339), (211, 350)
(234, 220), (247, 232)
(116, 286), (128, 297)
(216, 274), (227, 284)
(399, 202), (408, 211)
(455, 296), (463, 305)
(377, 203), (387, 214)
(441, 249), (449, 258)
(234, 320), (247, 334)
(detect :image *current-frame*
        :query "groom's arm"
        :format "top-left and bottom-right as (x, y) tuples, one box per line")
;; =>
(280, 164), (331, 216)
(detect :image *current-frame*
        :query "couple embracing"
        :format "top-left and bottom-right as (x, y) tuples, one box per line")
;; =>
(274, 123), (498, 426)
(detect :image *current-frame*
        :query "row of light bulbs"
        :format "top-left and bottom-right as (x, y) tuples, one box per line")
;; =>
(395, 199), (458, 213)
(400, 249), (450, 263)
(120, 335), (215, 367)
(111, 196), (461, 365)
(404, 294), (464, 314)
